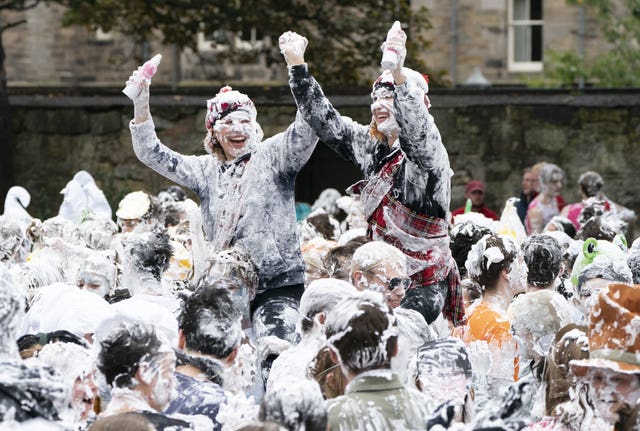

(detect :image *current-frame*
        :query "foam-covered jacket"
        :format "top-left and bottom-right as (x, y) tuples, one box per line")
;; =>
(288, 64), (451, 220)
(129, 112), (318, 291)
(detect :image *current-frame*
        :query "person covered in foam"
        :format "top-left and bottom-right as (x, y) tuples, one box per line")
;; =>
(281, 24), (464, 328)
(125, 49), (320, 384)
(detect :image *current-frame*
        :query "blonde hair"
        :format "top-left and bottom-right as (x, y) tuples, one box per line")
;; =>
(203, 129), (226, 161)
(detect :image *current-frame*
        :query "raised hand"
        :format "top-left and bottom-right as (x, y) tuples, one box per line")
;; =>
(279, 31), (308, 67)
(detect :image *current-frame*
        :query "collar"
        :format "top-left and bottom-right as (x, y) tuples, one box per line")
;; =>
(220, 152), (251, 172)
(345, 370), (404, 394)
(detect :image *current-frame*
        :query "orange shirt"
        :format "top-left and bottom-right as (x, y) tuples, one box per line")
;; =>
(463, 301), (519, 380)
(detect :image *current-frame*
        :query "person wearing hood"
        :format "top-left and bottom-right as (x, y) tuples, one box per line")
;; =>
(58, 170), (112, 224)
(2, 185), (33, 230)
(126, 51), (319, 381)
(281, 25), (464, 328)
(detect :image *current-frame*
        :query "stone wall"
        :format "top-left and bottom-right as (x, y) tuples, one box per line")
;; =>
(7, 87), (640, 233)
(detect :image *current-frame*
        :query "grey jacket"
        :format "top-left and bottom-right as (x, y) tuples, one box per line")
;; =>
(129, 112), (318, 291)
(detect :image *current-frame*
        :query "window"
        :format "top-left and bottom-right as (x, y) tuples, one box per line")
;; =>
(508, 0), (543, 72)
(197, 26), (265, 53)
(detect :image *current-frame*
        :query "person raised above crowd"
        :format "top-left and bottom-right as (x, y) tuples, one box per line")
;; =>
(125, 49), (320, 380)
(281, 24), (465, 327)
(526, 163), (565, 234)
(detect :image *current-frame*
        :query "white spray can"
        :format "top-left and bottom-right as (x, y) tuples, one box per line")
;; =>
(380, 21), (405, 70)
(123, 54), (162, 99)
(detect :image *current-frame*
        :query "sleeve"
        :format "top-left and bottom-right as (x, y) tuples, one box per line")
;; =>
(259, 110), (319, 175)
(394, 82), (444, 172)
(288, 64), (375, 173)
(130, 117), (208, 194)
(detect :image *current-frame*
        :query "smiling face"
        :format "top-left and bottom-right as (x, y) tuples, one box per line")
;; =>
(370, 87), (398, 138)
(212, 111), (257, 160)
(586, 368), (640, 424)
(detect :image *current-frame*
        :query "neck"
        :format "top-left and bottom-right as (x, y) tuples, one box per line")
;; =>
(386, 134), (398, 148)
(539, 192), (555, 204)
(177, 363), (207, 380)
(483, 281), (513, 314)
(103, 387), (154, 416)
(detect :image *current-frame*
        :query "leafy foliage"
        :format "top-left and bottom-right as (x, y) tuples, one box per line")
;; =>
(545, 0), (640, 87)
(56, 0), (433, 86)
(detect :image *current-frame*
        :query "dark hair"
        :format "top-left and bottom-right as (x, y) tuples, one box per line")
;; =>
(305, 214), (338, 241)
(97, 322), (163, 388)
(577, 262), (632, 294)
(125, 228), (173, 280)
(547, 216), (577, 239)
(179, 277), (242, 358)
(576, 217), (618, 242)
(523, 234), (562, 287)
(578, 171), (603, 198)
(469, 234), (517, 290)
(461, 278), (482, 304)
(450, 221), (493, 279)
(162, 203), (184, 228)
(325, 300), (397, 374)
(323, 240), (366, 281)
(18, 330), (89, 359)
(160, 185), (187, 203)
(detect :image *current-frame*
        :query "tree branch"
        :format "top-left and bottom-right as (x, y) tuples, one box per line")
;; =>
(0, 18), (26, 33)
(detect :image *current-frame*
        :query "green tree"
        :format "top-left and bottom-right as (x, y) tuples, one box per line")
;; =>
(57, 0), (432, 86)
(546, 0), (640, 87)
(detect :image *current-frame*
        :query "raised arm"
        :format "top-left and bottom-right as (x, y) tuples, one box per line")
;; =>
(125, 66), (207, 194)
(279, 32), (374, 172)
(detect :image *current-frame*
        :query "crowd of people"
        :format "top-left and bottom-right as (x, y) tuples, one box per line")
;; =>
(1, 24), (640, 431)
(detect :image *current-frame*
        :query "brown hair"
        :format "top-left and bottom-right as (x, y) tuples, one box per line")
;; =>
(471, 235), (517, 290)
(309, 347), (346, 399)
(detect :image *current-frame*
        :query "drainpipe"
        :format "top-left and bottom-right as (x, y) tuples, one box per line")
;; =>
(578, 4), (585, 89)
(450, 0), (458, 87)
(171, 44), (181, 92)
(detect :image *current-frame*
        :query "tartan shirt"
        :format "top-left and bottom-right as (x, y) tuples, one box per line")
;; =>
(359, 152), (465, 326)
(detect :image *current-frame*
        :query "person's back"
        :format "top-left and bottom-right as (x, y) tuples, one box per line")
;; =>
(327, 369), (430, 430)
(324, 292), (433, 430)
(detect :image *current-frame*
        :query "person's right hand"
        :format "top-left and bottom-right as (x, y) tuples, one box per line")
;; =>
(279, 31), (308, 67)
(125, 67), (150, 106)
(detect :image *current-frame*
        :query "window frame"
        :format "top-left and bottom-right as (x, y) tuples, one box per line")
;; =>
(507, 0), (544, 72)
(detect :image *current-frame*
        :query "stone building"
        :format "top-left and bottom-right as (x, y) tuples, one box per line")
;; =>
(4, 1), (607, 86)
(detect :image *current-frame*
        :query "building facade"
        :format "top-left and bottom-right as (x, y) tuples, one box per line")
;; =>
(3, 1), (609, 86)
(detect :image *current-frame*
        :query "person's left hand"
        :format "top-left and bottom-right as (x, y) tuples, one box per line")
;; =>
(279, 31), (308, 67)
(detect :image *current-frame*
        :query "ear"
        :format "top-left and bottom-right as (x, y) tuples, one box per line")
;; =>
(328, 347), (340, 365)
(351, 270), (365, 291)
(225, 345), (239, 366)
(317, 312), (326, 326)
(500, 268), (510, 281)
(178, 329), (186, 350)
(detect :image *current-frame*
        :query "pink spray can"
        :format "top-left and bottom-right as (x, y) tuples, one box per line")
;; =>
(123, 54), (162, 99)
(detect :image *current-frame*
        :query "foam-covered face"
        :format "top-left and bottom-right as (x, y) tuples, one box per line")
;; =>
(77, 272), (110, 298)
(71, 372), (98, 420)
(212, 111), (258, 160)
(141, 351), (177, 412)
(419, 366), (469, 407)
(542, 172), (563, 197)
(586, 368), (640, 424)
(358, 262), (408, 309)
(370, 88), (398, 137)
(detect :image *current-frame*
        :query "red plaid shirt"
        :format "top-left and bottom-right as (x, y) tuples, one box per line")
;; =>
(356, 152), (465, 326)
